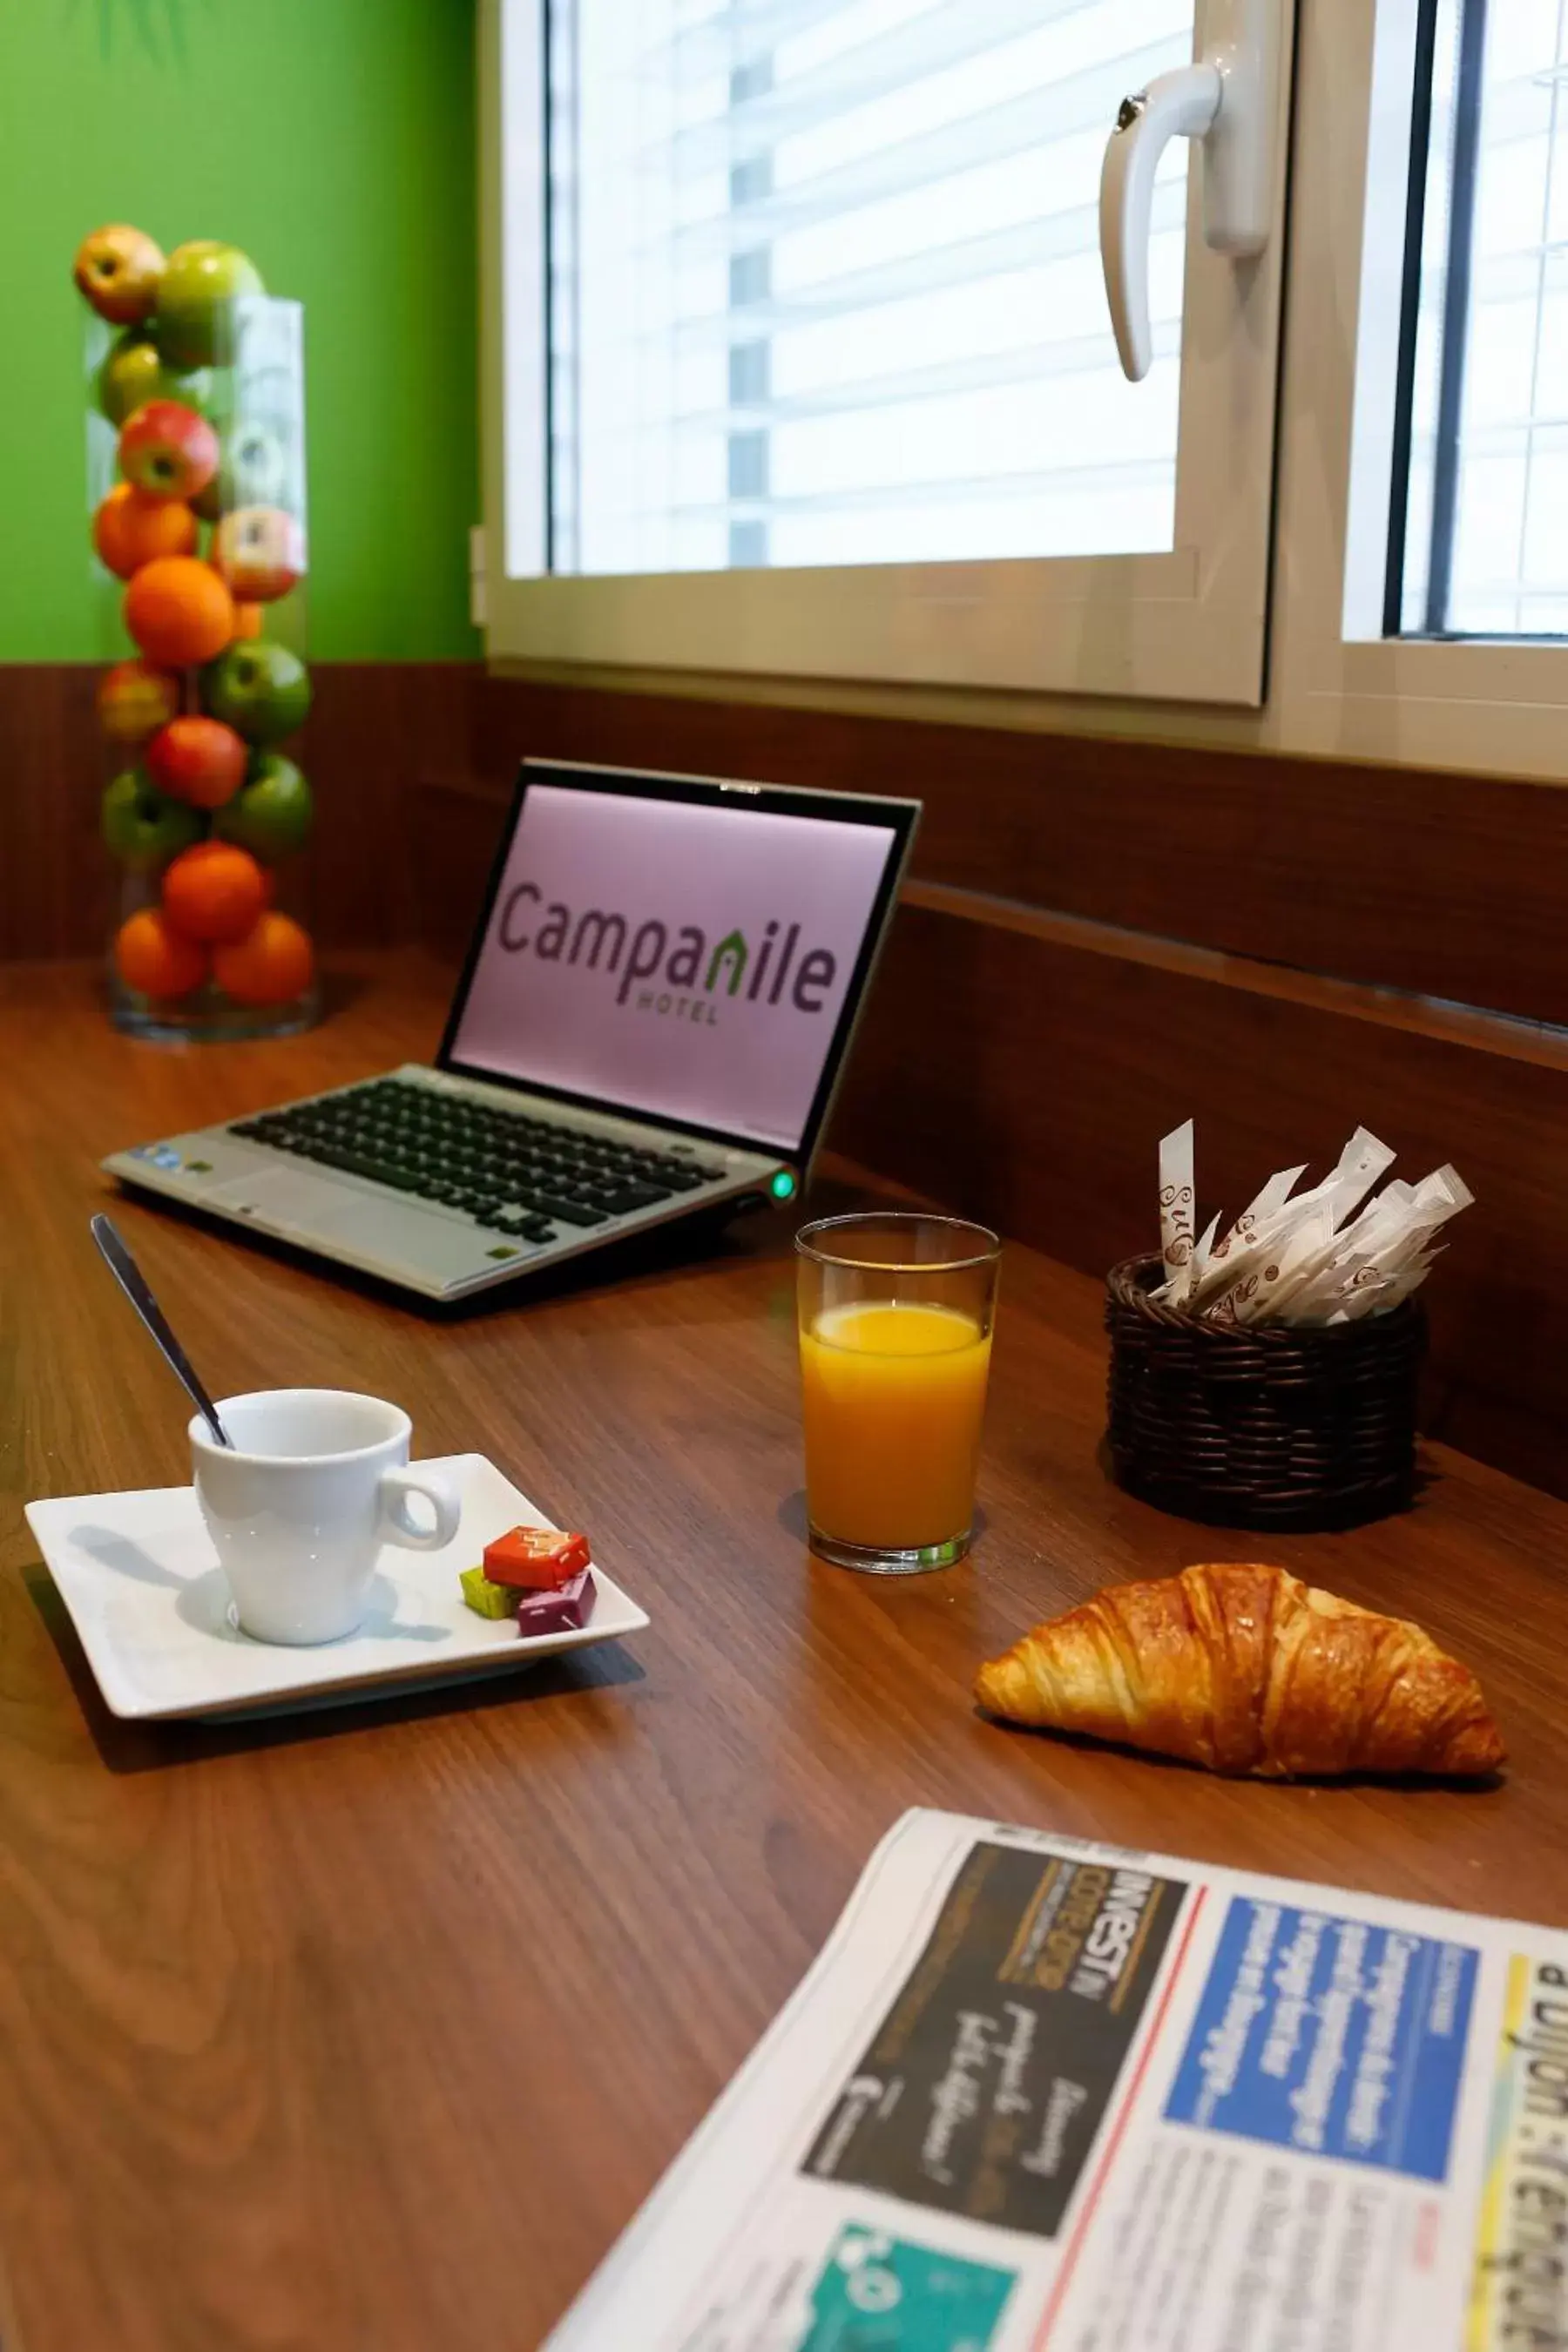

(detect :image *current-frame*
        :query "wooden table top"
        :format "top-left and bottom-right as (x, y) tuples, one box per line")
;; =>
(0, 954), (1561, 2351)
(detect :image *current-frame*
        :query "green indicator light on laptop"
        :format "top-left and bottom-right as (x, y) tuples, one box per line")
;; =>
(771, 1170), (798, 1201)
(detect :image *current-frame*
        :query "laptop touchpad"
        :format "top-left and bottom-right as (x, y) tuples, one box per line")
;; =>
(209, 1170), (485, 1274)
(211, 1168), (362, 1228)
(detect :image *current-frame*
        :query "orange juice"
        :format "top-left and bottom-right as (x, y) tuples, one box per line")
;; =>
(800, 1301), (992, 1550)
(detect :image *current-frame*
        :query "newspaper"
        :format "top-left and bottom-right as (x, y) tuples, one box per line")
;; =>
(545, 1808), (1568, 2352)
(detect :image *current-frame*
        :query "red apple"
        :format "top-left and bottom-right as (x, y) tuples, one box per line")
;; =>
(212, 506), (306, 602)
(118, 401), (220, 501)
(73, 224), (166, 324)
(145, 716), (248, 811)
(96, 659), (181, 746)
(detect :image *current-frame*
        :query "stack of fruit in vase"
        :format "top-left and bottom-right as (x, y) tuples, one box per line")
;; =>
(75, 224), (314, 1025)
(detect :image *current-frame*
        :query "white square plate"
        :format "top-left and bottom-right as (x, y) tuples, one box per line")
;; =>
(24, 1454), (649, 1722)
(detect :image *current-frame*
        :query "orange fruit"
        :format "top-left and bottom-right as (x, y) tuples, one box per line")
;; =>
(230, 600), (264, 641)
(114, 908), (208, 1001)
(160, 840), (270, 944)
(97, 659), (180, 745)
(124, 557), (234, 668)
(213, 910), (314, 1006)
(92, 483), (197, 580)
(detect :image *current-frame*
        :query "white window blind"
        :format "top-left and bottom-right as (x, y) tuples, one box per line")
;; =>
(544, 0), (1194, 577)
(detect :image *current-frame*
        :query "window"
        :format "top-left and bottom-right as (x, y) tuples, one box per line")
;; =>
(1392, 0), (1568, 638)
(544, 0), (1193, 578)
(1256, 0), (1568, 785)
(478, 1), (1568, 783)
(482, 0), (1295, 705)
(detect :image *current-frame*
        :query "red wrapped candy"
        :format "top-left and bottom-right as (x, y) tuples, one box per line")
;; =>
(483, 1524), (592, 1592)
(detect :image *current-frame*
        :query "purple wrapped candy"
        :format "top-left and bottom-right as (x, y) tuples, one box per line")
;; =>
(515, 1568), (596, 1636)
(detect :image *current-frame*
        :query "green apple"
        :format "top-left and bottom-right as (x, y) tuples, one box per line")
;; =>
(101, 770), (205, 871)
(193, 421), (290, 523)
(155, 240), (265, 368)
(97, 335), (212, 427)
(200, 639), (311, 745)
(216, 752), (314, 859)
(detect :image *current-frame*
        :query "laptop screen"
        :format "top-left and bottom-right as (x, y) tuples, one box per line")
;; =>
(441, 770), (910, 1156)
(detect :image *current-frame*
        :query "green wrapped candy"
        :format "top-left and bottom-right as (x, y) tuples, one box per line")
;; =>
(459, 1566), (518, 1621)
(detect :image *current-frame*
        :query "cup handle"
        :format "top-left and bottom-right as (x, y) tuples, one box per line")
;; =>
(378, 1466), (462, 1552)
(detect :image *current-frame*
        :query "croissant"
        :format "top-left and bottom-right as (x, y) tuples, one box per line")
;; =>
(976, 1562), (1504, 1779)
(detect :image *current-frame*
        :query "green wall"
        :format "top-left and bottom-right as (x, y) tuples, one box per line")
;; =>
(1, 0), (480, 662)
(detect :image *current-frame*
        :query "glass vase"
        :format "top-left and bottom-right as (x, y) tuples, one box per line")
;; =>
(81, 241), (319, 1044)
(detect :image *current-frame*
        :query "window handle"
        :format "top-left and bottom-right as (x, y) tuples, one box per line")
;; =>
(1099, 0), (1278, 383)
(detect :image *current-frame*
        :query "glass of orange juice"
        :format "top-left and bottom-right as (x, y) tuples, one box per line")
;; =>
(796, 1213), (1001, 1574)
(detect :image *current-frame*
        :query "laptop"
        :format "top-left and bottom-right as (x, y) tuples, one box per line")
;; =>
(104, 759), (920, 1301)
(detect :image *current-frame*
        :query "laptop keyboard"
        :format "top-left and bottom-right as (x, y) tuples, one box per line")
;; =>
(229, 1078), (725, 1243)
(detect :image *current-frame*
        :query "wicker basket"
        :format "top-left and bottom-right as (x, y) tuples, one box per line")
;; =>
(1105, 1254), (1426, 1531)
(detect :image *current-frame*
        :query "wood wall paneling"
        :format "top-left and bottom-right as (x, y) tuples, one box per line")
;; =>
(5, 655), (1568, 1504)
(0, 666), (113, 962)
(298, 663), (476, 950)
(10, 659), (1568, 1022)
(0, 663), (476, 958)
(830, 900), (1568, 1494)
(469, 674), (1568, 1027)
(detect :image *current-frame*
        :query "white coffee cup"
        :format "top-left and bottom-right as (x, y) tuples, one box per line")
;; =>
(191, 1389), (461, 1646)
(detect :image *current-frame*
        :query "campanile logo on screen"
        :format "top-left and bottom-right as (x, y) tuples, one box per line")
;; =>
(496, 884), (839, 1027)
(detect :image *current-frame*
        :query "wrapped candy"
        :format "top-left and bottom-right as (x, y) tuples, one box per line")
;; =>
(516, 1571), (597, 1635)
(459, 1565), (518, 1621)
(459, 1560), (598, 1634)
(483, 1524), (592, 1592)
